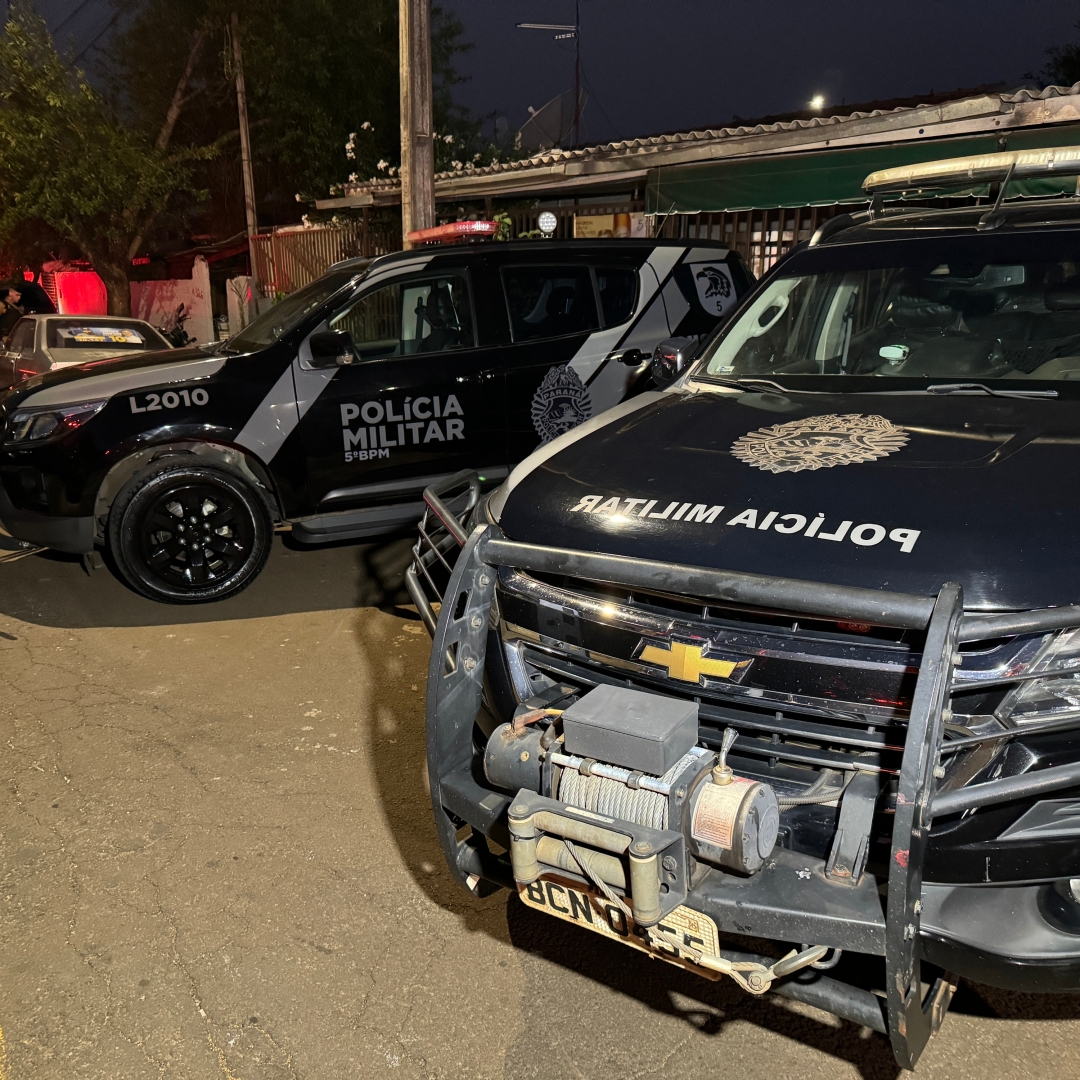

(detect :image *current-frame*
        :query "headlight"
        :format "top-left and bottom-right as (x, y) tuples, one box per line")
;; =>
(5, 401), (107, 445)
(995, 627), (1080, 725)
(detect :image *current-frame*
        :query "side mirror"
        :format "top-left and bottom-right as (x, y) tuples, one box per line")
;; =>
(309, 329), (357, 368)
(650, 337), (696, 388)
(614, 347), (647, 366)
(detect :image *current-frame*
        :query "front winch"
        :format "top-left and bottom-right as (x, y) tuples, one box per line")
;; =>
(485, 685), (779, 878)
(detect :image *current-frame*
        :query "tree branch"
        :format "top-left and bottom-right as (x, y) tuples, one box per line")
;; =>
(155, 28), (206, 152)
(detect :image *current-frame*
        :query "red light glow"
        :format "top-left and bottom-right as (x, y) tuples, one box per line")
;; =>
(406, 220), (500, 244)
(55, 272), (108, 316)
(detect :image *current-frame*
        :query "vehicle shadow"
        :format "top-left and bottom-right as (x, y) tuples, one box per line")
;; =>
(357, 617), (899, 1075)
(502, 898), (905, 1080)
(0, 530), (419, 629)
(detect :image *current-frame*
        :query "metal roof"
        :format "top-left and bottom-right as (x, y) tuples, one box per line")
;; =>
(317, 83), (1080, 210)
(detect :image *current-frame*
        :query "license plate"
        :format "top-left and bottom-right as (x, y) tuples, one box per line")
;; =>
(518, 873), (723, 978)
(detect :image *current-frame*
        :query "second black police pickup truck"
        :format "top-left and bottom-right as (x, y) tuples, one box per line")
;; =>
(0, 237), (750, 602)
(416, 149), (1080, 1070)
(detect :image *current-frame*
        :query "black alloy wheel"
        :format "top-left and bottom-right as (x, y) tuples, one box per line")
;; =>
(109, 462), (273, 603)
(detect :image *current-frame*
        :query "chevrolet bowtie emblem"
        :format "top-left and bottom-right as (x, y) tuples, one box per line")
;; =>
(638, 640), (752, 685)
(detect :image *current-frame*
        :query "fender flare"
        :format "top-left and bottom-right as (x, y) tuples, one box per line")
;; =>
(93, 440), (284, 541)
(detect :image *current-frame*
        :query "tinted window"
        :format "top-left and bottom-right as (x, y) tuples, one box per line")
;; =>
(502, 266), (599, 341)
(596, 267), (638, 326)
(331, 272), (474, 360)
(46, 320), (169, 351)
(8, 320), (34, 353)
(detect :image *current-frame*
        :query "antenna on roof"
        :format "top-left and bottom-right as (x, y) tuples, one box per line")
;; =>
(517, 1), (583, 148)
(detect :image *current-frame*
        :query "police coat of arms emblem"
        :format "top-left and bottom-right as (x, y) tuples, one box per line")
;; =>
(730, 413), (909, 474)
(531, 365), (593, 443)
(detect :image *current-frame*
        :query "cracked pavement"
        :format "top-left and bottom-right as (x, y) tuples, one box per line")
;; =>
(2, 536), (1080, 1080)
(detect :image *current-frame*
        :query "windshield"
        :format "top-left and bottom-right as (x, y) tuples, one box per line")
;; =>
(701, 234), (1080, 383)
(226, 271), (359, 352)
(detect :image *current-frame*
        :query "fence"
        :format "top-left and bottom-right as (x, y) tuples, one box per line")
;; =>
(250, 218), (399, 297)
(247, 202), (839, 295)
(655, 206), (848, 277)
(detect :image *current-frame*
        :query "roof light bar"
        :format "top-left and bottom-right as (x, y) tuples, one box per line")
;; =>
(863, 146), (1080, 195)
(405, 220), (501, 245)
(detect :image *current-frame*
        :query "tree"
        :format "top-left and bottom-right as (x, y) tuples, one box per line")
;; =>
(1032, 23), (1080, 88)
(103, 0), (485, 229)
(0, 4), (214, 313)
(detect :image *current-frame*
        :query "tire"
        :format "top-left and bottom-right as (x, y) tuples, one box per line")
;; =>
(108, 461), (273, 603)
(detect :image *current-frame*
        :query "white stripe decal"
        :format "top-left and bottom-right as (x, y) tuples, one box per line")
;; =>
(565, 246), (687, 410)
(294, 337), (337, 419)
(233, 255), (434, 461)
(660, 272), (691, 331)
(644, 245), (689, 293)
(20, 356), (226, 408)
(355, 255), (432, 289)
(234, 363), (300, 462)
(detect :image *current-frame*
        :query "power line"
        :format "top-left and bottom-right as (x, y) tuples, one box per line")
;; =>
(53, 0), (96, 38)
(73, 11), (119, 61)
(577, 58), (621, 144)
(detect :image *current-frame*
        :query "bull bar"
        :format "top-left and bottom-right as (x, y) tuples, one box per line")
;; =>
(410, 471), (1080, 1070)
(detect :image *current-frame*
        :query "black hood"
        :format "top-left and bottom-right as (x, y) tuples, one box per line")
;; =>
(1, 345), (211, 407)
(497, 388), (1080, 612)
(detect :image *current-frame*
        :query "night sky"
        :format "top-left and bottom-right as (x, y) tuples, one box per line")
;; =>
(444, 0), (1080, 144)
(16, 1), (1080, 150)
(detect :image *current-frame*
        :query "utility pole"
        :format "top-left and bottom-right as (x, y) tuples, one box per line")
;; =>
(399, 0), (434, 249)
(231, 13), (259, 263)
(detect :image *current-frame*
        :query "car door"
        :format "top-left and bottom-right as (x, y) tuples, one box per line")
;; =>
(4, 319), (38, 381)
(296, 263), (505, 513)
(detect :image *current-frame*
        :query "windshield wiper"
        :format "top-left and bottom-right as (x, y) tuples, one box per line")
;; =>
(924, 382), (1058, 399)
(700, 376), (823, 395)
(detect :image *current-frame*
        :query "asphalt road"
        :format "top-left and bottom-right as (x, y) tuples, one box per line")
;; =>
(2, 537), (1080, 1080)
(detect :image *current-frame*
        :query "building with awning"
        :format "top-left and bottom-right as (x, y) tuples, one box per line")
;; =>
(317, 82), (1080, 277)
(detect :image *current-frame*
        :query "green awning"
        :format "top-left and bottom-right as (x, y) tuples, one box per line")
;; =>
(645, 125), (1080, 215)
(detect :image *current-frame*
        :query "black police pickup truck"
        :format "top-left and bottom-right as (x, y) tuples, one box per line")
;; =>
(0, 237), (750, 602)
(416, 149), (1080, 1069)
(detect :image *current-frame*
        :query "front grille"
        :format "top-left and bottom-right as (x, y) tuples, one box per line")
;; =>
(497, 567), (1040, 780)
(498, 567), (922, 723)
(530, 570), (914, 646)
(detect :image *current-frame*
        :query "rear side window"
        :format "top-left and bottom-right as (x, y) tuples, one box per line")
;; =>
(502, 266), (600, 341)
(8, 320), (34, 353)
(596, 267), (638, 326)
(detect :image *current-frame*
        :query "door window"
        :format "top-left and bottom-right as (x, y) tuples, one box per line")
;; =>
(596, 267), (638, 326)
(330, 272), (475, 360)
(502, 266), (600, 341)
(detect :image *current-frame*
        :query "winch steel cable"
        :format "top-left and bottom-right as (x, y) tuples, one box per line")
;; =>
(556, 749), (702, 831)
